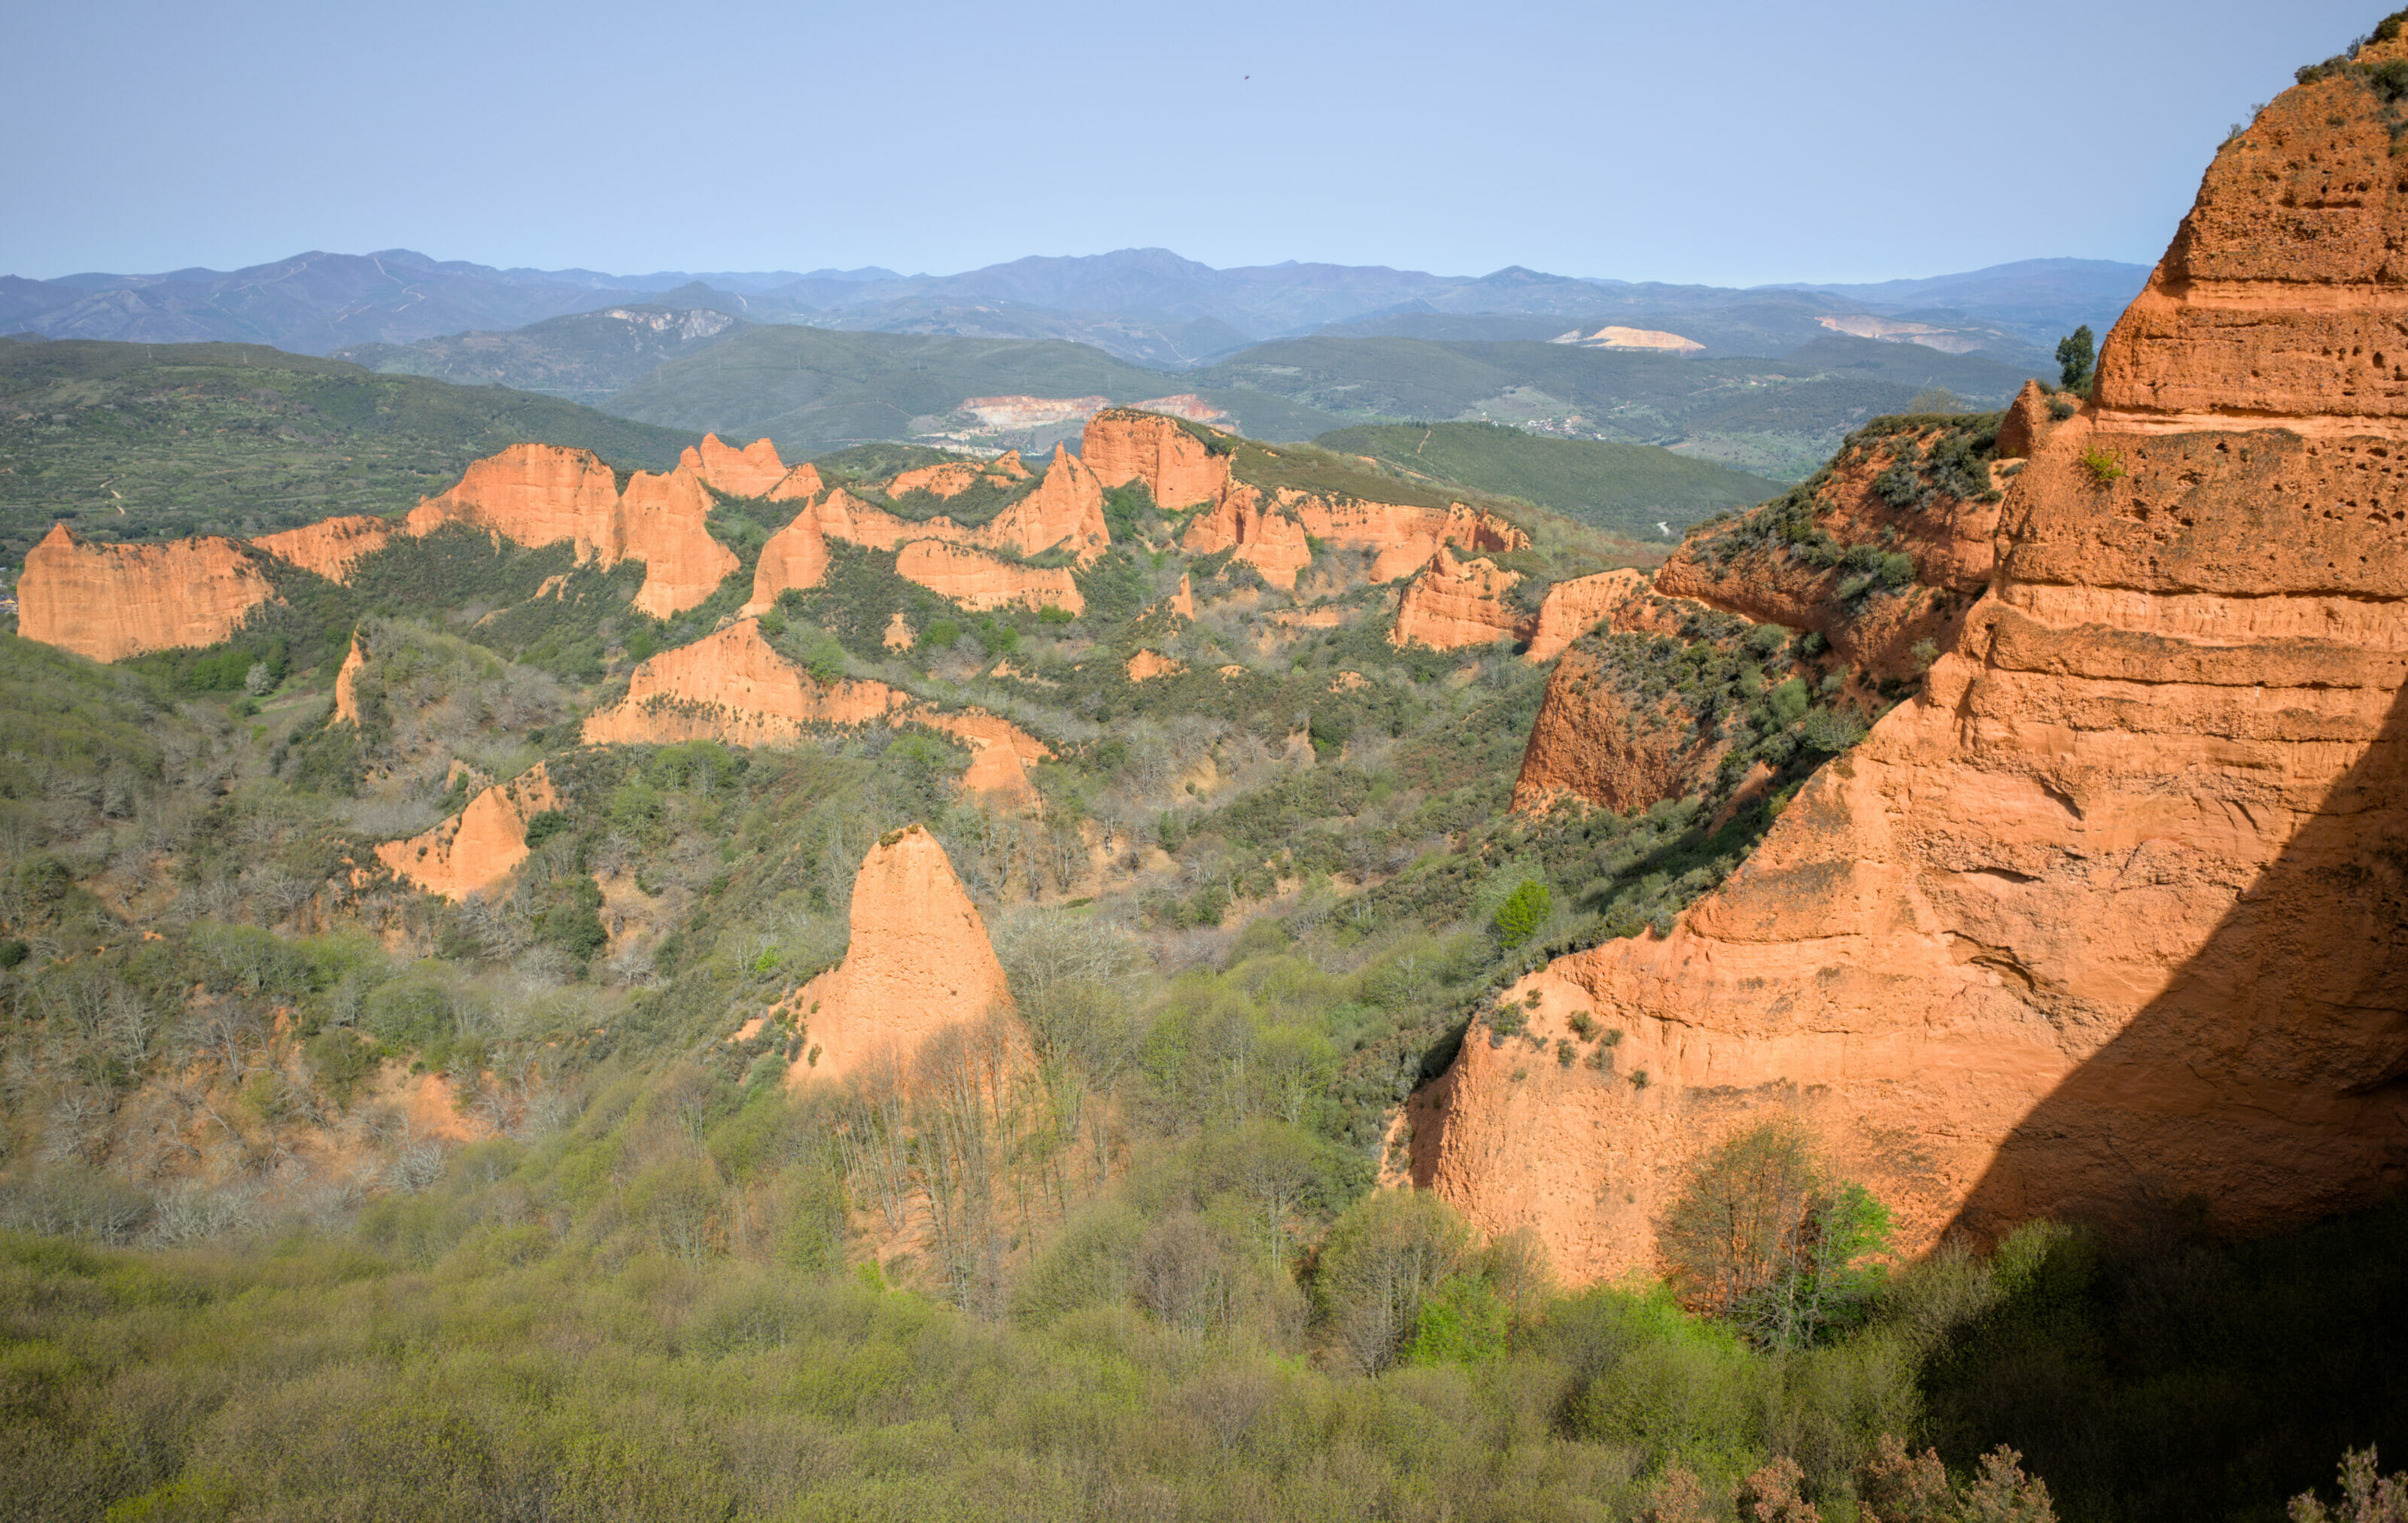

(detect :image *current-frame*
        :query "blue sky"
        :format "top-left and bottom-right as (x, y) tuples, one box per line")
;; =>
(4, 0), (2378, 285)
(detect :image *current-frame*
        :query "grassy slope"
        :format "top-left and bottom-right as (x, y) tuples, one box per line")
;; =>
(0, 341), (698, 567)
(1315, 421), (1781, 540)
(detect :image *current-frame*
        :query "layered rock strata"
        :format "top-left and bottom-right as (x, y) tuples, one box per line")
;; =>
(375, 763), (559, 901)
(781, 824), (1020, 1087)
(1654, 416), (2006, 684)
(1390, 546), (1531, 649)
(18, 524), (278, 662)
(1413, 49), (2408, 1281)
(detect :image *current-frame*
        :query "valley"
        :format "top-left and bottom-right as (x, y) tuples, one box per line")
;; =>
(5, 8), (2408, 1522)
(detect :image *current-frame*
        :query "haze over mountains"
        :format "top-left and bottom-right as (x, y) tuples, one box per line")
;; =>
(1, 246), (2145, 372)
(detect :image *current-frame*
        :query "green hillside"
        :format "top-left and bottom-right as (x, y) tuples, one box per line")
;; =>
(334, 304), (756, 409)
(1200, 334), (2039, 480)
(0, 341), (698, 570)
(1315, 421), (1780, 540)
(600, 324), (1353, 451)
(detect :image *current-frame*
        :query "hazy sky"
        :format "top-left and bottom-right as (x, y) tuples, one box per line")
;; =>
(5, 0), (2377, 285)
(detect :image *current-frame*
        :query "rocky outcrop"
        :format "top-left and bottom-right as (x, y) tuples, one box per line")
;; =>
(1525, 568), (1646, 662)
(1653, 416), (2004, 685)
(1391, 546), (1531, 649)
(768, 462), (825, 501)
(1169, 573), (1195, 619)
(680, 434), (789, 497)
(17, 524), (277, 662)
(1993, 379), (2054, 460)
(889, 449), (1026, 499)
(1181, 467), (1528, 591)
(1415, 48), (2408, 1281)
(741, 503), (832, 617)
(583, 620), (1051, 810)
(981, 444), (1109, 564)
(405, 444), (735, 619)
(582, 621), (908, 746)
(895, 540), (1083, 615)
(405, 442), (622, 555)
(616, 467), (740, 619)
(883, 611), (916, 650)
(1126, 649), (1185, 681)
(333, 628), (367, 725)
(1512, 634), (1726, 815)
(1181, 483), (1315, 588)
(1083, 409), (1232, 509)
(254, 515), (396, 583)
(375, 763), (558, 901)
(782, 825), (1019, 1087)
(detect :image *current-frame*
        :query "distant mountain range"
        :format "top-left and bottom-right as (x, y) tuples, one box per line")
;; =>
(0, 248), (2148, 372)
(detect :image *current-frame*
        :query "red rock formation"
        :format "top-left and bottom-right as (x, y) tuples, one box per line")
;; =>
(1511, 637), (1732, 815)
(1993, 379), (2054, 460)
(742, 505), (830, 617)
(616, 466), (740, 618)
(895, 540), (1083, 615)
(883, 611), (916, 650)
(1181, 483), (1316, 589)
(783, 824), (1019, 1087)
(406, 444), (734, 619)
(1653, 421), (2001, 685)
(17, 524), (277, 662)
(333, 628), (367, 725)
(254, 515), (396, 583)
(1390, 546), (1531, 649)
(1415, 50), (2408, 1280)
(1126, 649), (1185, 681)
(583, 621), (1051, 811)
(375, 763), (559, 901)
(981, 443), (1109, 564)
(1524, 568), (1646, 663)
(582, 620), (908, 746)
(987, 448), (1030, 480)
(889, 459), (989, 499)
(680, 433), (789, 497)
(1169, 573), (1195, 619)
(1181, 470), (1528, 592)
(405, 442), (622, 557)
(1083, 409), (1232, 509)
(768, 462), (825, 501)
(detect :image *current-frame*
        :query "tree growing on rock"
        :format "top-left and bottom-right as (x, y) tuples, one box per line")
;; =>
(1656, 1120), (1892, 1348)
(2055, 325), (2096, 394)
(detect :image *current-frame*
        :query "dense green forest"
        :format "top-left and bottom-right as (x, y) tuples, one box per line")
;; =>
(0, 395), (2400, 1521)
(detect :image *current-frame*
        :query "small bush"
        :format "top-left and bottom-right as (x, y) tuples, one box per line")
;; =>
(2078, 446), (2126, 485)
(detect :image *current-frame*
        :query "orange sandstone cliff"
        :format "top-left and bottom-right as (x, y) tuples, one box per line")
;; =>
(375, 764), (560, 901)
(254, 515), (397, 584)
(584, 620), (1051, 810)
(1524, 568), (1646, 664)
(680, 433), (789, 497)
(782, 825), (1019, 1086)
(1410, 51), (2408, 1281)
(333, 628), (367, 725)
(1083, 409), (1232, 509)
(405, 444), (735, 619)
(1390, 546), (1532, 649)
(17, 524), (278, 662)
